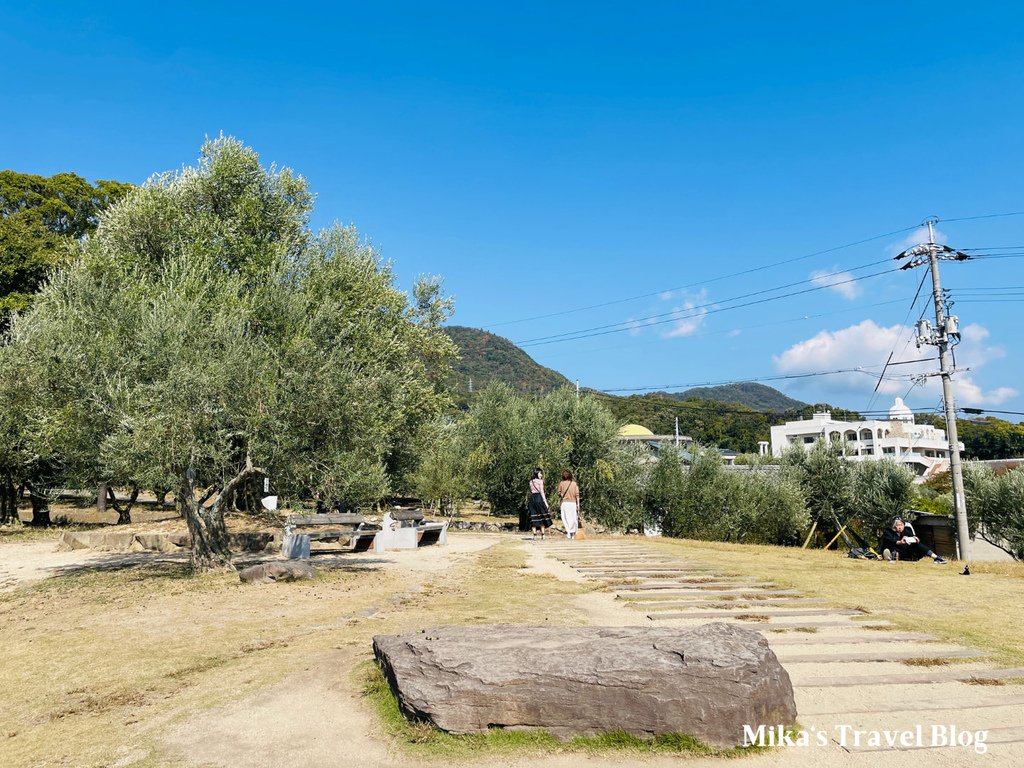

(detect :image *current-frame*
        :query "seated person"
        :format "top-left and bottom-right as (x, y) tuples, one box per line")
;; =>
(880, 517), (947, 564)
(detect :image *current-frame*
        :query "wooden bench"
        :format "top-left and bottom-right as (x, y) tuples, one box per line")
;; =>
(283, 513), (380, 557)
(374, 509), (448, 552)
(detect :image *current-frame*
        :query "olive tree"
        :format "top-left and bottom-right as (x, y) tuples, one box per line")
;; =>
(963, 463), (1024, 560)
(850, 459), (916, 537)
(7, 137), (455, 569)
(781, 441), (853, 540)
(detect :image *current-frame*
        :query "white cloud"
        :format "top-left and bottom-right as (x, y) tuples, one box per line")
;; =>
(810, 267), (862, 300)
(659, 291), (674, 301)
(951, 377), (1016, 407)
(772, 319), (1016, 407)
(662, 289), (711, 338)
(886, 225), (949, 257)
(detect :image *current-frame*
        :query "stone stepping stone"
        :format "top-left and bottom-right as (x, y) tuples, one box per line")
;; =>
(648, 618), (895, 630)
(647, 608), (864, 620)
(552, 561), (679, 569)
(641, 598), (827, 609)
(850, 725), (1024, 752)
(796, 666), (1024, 688)
(609, 578), (756, 589)
(545, 546), (653, 552)
(765, 632), (936, 645)
(617, 580), (775, 590)
(618, 593), (802, 606)
(577, 573), (729, 577)
(581, 573), (733, 577)
(801, 693), (1024, 715)
(776, 648), (985, 664)
(572, 563), (716, 569)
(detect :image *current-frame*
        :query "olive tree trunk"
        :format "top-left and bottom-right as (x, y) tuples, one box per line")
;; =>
(107, 485), (140, 525)
(24, 482), (50, 527)
(179, 466), (264, 571)
(0, 475), (18, 524)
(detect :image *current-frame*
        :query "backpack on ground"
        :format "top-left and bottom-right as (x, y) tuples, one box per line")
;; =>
(847, 547), (878, 560)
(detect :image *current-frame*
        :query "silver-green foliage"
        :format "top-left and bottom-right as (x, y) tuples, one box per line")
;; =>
(656, 447), (809, 545)
(963, 462), (1024, 560)
(451, 383), (623, 522)
(781, 440), (853, 527)
(849, 459), (916, 536)
(4, 137), (455, 565)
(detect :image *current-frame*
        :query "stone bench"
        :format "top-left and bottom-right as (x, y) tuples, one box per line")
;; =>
(282, 513), (380, 558)
(374, 509), (448, 552)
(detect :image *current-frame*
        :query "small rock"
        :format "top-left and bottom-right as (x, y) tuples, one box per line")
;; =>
(238, 561), (316, 584)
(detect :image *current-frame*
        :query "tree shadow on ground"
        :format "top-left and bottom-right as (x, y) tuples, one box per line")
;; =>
(13, 548), (396, 588)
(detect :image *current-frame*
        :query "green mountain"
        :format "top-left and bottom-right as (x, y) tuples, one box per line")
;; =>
(443, 326), (572, 403)
(658, 383), (807, 412)
(443, 326), (858, 452)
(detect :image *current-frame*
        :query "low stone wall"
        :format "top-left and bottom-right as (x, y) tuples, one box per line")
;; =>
(56, 530), (276, 554)
(447, 520), (519, 532)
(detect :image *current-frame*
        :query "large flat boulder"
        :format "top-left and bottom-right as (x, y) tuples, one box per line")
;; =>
(373, 623), (796, 748)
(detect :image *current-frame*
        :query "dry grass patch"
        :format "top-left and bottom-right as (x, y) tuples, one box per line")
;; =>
(0, 536), (595, 768)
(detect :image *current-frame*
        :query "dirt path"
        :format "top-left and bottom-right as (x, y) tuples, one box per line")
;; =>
(0, 540), (185, 592)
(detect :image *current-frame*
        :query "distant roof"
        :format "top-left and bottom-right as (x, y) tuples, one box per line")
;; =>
(617, 424), (654, 437)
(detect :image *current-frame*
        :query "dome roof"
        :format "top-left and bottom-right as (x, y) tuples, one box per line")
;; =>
(617, 423), (654, 437)
(889, 397), (914, 423)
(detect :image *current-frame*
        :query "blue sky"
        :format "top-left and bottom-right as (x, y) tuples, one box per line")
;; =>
(3, 1), (1023, 418)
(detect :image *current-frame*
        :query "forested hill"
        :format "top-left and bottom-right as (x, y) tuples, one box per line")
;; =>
(444, 326), (572, 404)
(444, 326), (852, 451)
(662, 382), (807, 412)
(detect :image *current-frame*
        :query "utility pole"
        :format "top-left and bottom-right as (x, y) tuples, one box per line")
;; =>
(575, 379), (580, 401)
(896, 218), (971, 559)
(674, 417), (680, 446)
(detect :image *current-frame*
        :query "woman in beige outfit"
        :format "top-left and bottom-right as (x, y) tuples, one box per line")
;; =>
(557, 470), (582, 539)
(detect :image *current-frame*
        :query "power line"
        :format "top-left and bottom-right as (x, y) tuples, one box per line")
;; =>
(966, 257), (1024, 264)
(483, 216), (1024, 331)
(866, 269), (929, 415)
(961, 408), (1024, 418)
(597, 366), (917, 395)
(563, 297), (911, 357)
(518, 266), (900, 347)
(956, 299), (1024, 303)
(939, 211), (1024, 223)
(483, 223), (921, 329)
(961, 246), (1024, 251)
(588, 389), (943, 420)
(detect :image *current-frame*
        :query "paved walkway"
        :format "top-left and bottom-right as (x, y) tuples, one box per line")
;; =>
(537, 538), (1024, 763)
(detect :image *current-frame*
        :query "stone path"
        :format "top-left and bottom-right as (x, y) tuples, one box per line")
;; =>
(538, 539), (1024, 761)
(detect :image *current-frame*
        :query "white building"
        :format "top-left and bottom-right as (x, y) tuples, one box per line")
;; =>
(769, 398), (960, 479)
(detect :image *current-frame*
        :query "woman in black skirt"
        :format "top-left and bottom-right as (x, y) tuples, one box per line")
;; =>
(527, 468), (552, 540)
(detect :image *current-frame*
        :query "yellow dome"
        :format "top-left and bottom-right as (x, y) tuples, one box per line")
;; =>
(617, 424), (654, 437)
